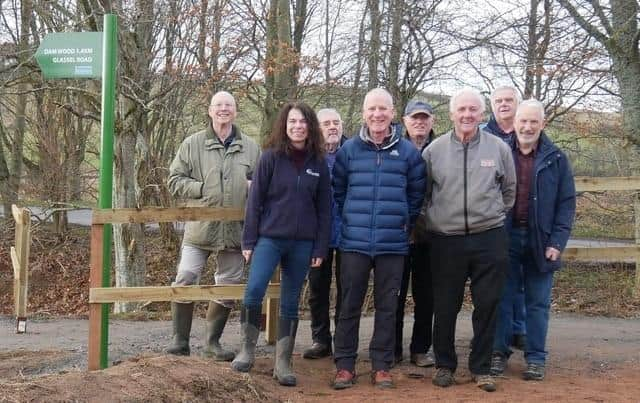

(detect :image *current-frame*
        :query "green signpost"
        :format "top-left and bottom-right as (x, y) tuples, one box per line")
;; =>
(35, 32), (103, 79)
(36, 20), (117, 370)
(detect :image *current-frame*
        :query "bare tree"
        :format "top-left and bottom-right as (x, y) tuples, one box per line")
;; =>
(558, 0), (640, 145)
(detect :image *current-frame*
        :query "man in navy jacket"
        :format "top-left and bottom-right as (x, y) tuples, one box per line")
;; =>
(481, 85), (528, 352)
(331, 88), (426, 389)
(490, 99), (576, 381)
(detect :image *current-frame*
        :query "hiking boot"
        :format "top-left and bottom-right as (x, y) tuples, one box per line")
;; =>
(333, 369), (356, 390)
(523, 362), (545, 381)
(302, 342), (331, 359)
(432, 367), (455, 387)
(410, 352), (435, 367)
(490, 352), (508, 376)
(511, 334), (527, 351)
(371, 370), (394, 389)
(203, 301), (235, 361)
(231, 305), (261, 373)
(273, 317), (299, 386)
(472, 373), (497, 392)
(165, 302), (194, 356)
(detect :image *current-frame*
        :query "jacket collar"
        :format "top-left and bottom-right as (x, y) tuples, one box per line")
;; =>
(205, 124), (243, 151)
(358, 122), (402, 150)
(403, 128), (434, 151)
(486, 114), (515, 142)
(450, 127), (482, 146)
(512, 131), (559, 165)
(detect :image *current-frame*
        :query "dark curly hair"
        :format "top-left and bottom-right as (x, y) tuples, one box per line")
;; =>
(263, 102), (324, 159)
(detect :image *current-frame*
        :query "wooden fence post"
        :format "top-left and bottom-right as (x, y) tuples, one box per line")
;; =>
(11, 205), (30, 333)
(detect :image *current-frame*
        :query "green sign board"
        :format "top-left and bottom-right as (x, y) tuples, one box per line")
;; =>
(35, 32), (103, 79)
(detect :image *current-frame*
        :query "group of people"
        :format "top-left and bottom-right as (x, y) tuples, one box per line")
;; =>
(164, 85), (576, 393)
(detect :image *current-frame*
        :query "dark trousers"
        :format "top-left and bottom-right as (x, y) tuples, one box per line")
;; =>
(430, 227), (508, 375)
(334, 252), (404, 372)
(307, 248), (341, 346)
(395, 242), (433, 356)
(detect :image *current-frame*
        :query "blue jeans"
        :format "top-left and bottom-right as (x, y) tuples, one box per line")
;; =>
(512, 284), (526, 336)
(243, 237), (313, 320)
(494, 227), (554, 365)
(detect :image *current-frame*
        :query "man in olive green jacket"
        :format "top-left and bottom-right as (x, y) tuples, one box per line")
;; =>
(166, 91), (260, 360)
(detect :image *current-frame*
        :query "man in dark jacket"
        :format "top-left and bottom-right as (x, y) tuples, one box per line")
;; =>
(394, 100), (436, 367)
(303, 108), (345, 359)
(491, 99), (576, 381)
(481, 86), (527, 351)
(331, 88), (426, 390)
(481, 85), (520, 144)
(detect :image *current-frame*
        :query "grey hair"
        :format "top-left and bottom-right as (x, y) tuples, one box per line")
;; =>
(363, 88), (394, 109)
(516, 99), (545, 120)
(210, 91), (235, 106)
(490, 85), (521, 104)
(317, 108), (342, 122)
(449, 87), (486, 114)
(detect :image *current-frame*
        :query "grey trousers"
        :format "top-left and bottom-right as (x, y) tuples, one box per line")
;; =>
(173, 244), (244, 308)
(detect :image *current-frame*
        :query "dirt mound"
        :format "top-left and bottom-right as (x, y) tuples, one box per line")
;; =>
(0, 354), (278, 402)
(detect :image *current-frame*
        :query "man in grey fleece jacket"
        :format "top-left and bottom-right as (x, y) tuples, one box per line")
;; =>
(422, 87), (516, 392)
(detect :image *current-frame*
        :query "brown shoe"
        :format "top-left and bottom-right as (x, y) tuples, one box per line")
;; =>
(472, 373), (497, 392)
(333, 369), (356, 390)
(371, 370), (394, 389)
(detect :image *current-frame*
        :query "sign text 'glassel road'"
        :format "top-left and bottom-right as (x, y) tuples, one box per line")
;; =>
(35, 32), (103, 79)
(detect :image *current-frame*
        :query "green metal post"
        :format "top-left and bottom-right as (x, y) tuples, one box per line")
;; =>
(98, 13), (117, 369)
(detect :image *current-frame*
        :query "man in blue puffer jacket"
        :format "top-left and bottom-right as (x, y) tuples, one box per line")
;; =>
(331, 88), (426, 390)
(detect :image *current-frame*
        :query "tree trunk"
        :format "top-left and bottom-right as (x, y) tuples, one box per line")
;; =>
(559, 0), (640, 146)
(367, 0), (380, 89)
(260, 0), (299, 140)
(344, 4), (369, 135)
(388, 0), (403, 114)
(9, 0), (33, 212)
(0, 118), (12, 218)
(610, 0), (640, 147)
(112, 0), (155, 312)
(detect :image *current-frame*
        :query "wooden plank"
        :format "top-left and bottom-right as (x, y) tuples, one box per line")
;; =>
(92, 207), (244, 224)
(89, 284), (281, 303)
(563, 246), (640, 261)
(265, 267), (280, 345)
(574, 176), (640, 192)
(88, 225), (104, 371)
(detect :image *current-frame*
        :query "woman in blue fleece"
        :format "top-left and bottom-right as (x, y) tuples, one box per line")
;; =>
(231, 102), (332, 386)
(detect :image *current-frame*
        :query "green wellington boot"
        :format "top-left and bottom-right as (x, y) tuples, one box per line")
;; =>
(231, 305), (261, 372)
(165, 302), (194, 356)
(273, 317), (299, 386)
(203, 301), (236, 361)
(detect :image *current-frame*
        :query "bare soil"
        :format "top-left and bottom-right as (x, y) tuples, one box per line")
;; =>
(1, 313), (639, 402)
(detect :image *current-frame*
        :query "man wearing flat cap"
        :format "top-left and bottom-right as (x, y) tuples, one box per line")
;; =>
(394, 99), (436, 368)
